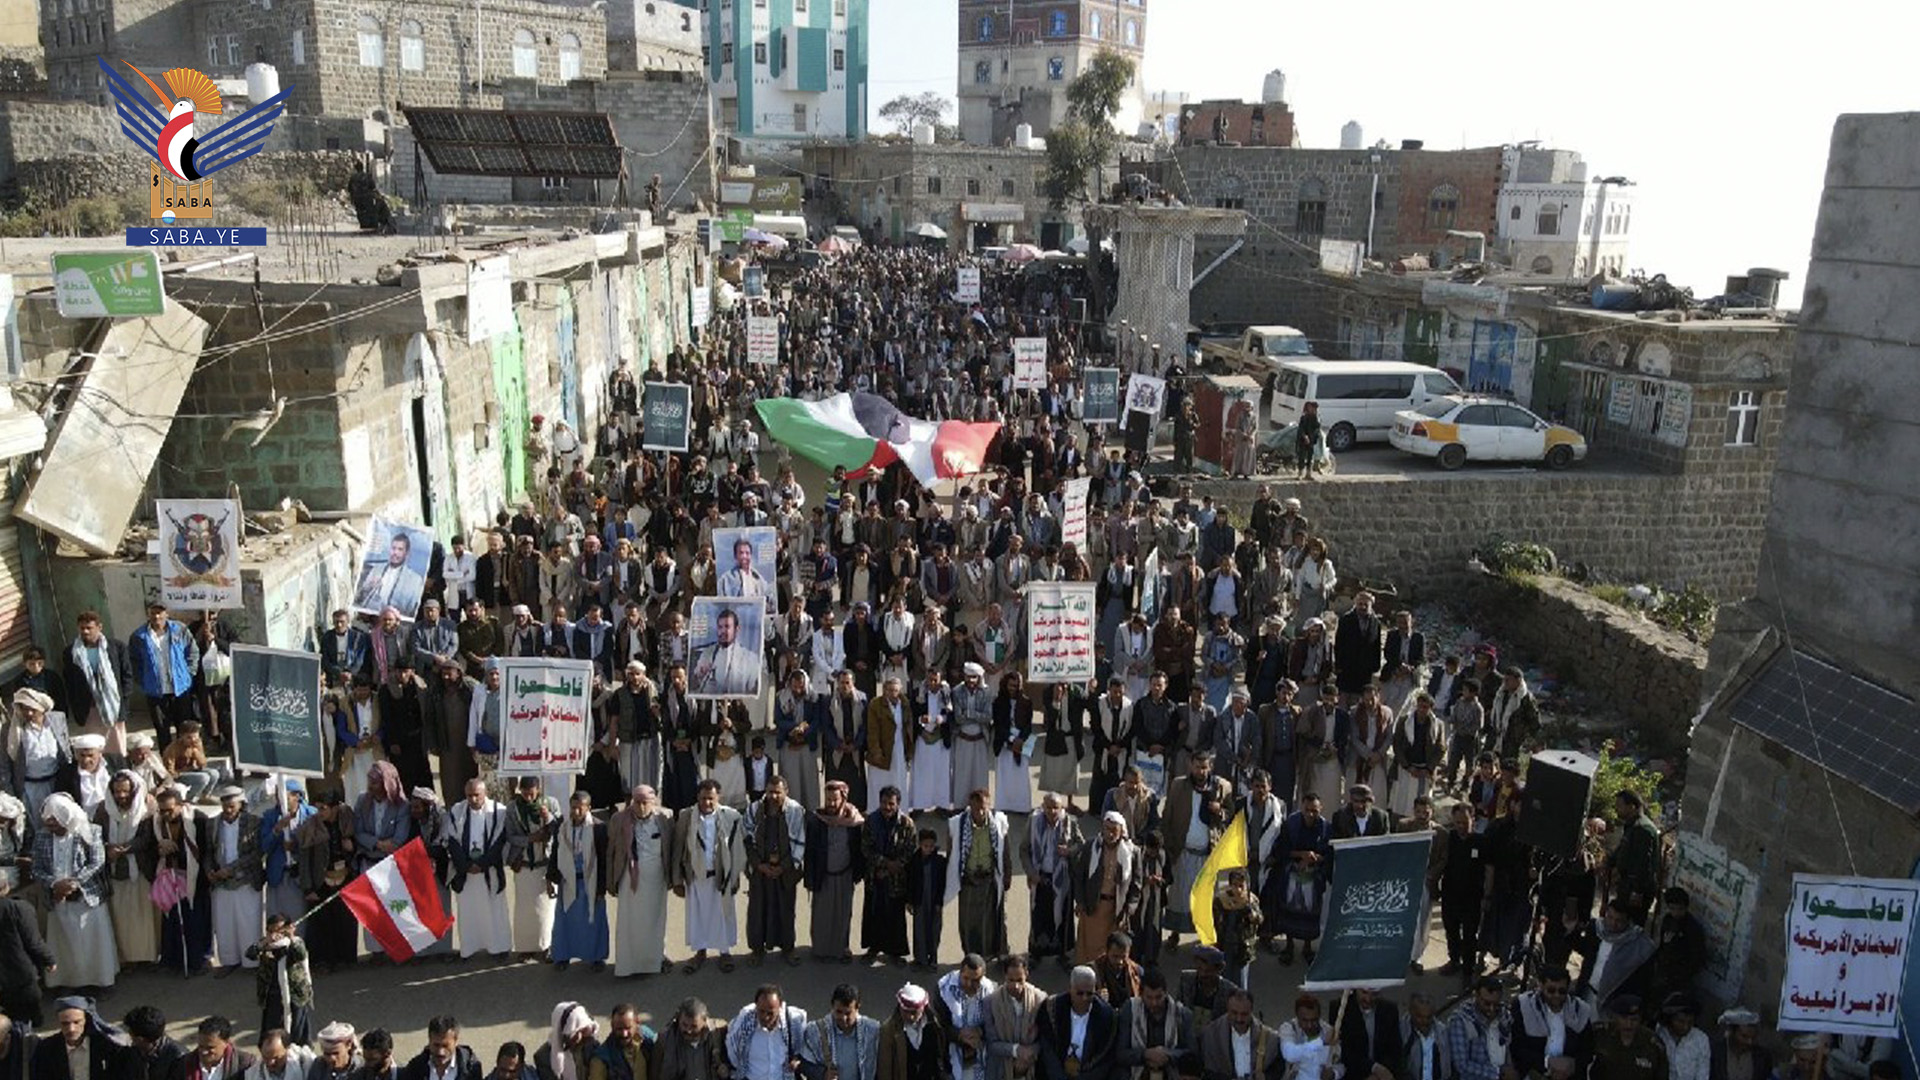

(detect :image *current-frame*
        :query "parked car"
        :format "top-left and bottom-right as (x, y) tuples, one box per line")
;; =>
(1389, 396), (1589, 470)
(1269, 359), (1463, 451)
(1200, 325), (1317, 379)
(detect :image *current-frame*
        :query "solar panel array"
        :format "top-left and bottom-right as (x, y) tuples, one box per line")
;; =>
(1728, 648), (1920, 812)
(404, 107), (623, 179)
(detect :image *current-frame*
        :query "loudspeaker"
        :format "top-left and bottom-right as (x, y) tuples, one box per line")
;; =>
(1515, 750), (1597, 859)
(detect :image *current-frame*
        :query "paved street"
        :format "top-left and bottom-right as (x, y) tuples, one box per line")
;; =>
(91, 802), (1470, 1057)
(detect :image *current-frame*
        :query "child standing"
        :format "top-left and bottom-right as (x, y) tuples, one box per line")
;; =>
(1133, 832), (1169, 970)
(905, 828), (948, 970)
(1212, 868), (1263, 990)
(245, 914), (314, 1045)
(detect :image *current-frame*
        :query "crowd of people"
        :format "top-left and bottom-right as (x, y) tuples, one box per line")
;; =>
(0, 243), (1861, 1079)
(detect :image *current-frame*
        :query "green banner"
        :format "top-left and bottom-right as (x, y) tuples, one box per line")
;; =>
(642, 381), (692, 452)
(1083, 367), (1121, 425)
(230, 646), (326, 777)
(51, 251), (165, 318)
(1303, 832), (1434, 990)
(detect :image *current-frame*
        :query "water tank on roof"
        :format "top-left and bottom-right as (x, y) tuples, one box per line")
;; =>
(911, 122), (935, 146)
(1401, 138), (1424, 151)
(245, 63), (280, 105)
(1262, 69), (1286, 104)
(1340, 121), (1363, 150)
(1014, 123), (1034, 150)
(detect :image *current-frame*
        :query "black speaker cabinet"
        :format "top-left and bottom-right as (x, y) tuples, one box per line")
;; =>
(1516, 750), (1598, 859)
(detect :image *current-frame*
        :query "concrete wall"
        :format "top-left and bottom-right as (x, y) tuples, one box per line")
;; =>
(1214, 468), (1770, 604)
(1469, 572), (1706, 758)
(802, 142), (1075, 246)
(1752, 112), (1920, 698)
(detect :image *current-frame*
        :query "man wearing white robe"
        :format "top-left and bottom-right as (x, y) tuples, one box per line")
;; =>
(673, 778), (747, 969)
(203, 785), (265, 972)
(446, 778), (512, 957)
(607, 784), (675, 976)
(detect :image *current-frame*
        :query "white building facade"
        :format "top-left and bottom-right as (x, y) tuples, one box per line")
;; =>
(702, 0), (869, 141)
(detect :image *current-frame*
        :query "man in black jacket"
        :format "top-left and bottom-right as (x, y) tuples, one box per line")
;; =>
(121, 1007), (185, 1080)
(1037, 967), (1118, 1080)
(1334, 988), (1403, 1080)
(0, 881), (52, 1028)
(32, 997), (134, 1080)
(0, 1014), (34, 1080)
(400, 1017), (482, 1080)
(1332, 591), (1383, 702)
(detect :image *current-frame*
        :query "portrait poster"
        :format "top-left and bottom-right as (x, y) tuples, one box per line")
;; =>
(687, 596), (764, 700)
(641, 381), (693, 452)
(495, 658), (594, 777)
(713, 525), (779, 611)
(230, 646), (325, 777)
(1024, 581), (1096, 685)
(1780, 874), (1918, 1035)
(155, 498), (241, 609)
(352, 517), (435, 619)
(1125, 373), (1167, 418)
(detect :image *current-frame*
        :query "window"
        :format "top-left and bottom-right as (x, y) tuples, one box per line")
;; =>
(513, 28), (537, 76)
(356, 14), (382, 67)
(1088, 11), (1101, 37)
(1537, 203), (1560, 236)
(973, 60), (991, 84)
(226, 32), (240, 64)
(833, 0), (844, 14)
(400, 20), (423, 71)
(208, 34), (220, 65)
(1047, 9), (1066, 35)
(1124, 19), (1137, 45)
(795, 0), (805, 8)
(1509, 204), (1521, 221)
(966, 178), (980, 196)
(1316, 375), (1372, 400)
(1727, 390), (1760, 446)
(1422, 372), (1458, 395)
(701, 45), (710, 66)
(976, 15), (992, 40)
(542, 176), (571, 189)
(793, 102), (807, 131)
(721, 42), (732, 63)
(1294, 178), (1326, 236)
(1496, 405), (1539, 429)
(1047, 56), (1064, 80)
(291, 27), (304, 64)
(750, 40), (765, 64)
(753, 0), (765, 6)
(926, 177), (942, 194)
(1425, 184), (1459, 230)
(1456, 404), (1498, 426)
(559, 32), (580, 79)
(892, 176), (901, 195)
(1530, 255), (1554, 274)
(1000, 178), (1014, 196)
(832, 48), (843, 70)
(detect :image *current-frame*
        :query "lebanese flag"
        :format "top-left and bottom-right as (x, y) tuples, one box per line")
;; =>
(755, 392), (1000, 485)
(340, 838), (453, 961)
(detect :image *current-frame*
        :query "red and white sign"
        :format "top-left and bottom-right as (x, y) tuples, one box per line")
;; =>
(1061, 476), (1090, 551)
(1013, 338), (1048, 390)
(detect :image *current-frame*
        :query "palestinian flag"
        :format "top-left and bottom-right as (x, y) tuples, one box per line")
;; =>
(340, 837), (453, 961)
(755, 392), (1000, 485)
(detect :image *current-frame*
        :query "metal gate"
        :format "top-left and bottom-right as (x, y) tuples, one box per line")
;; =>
(0, 499), (33, 678)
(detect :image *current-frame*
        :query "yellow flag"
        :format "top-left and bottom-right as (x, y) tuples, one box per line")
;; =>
(1189, 810), (1248, 946)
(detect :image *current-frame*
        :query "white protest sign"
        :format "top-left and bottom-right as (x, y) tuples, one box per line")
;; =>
(1061, 477), (1090, 551)
(1013, 337), (1048, 390)
(496, 658), (594, 776)
(1780, 874), (1920, 1035)
(747, 315), (780, 365)
(956, 266), (981, 303)
(1024, 582), (1096, 684)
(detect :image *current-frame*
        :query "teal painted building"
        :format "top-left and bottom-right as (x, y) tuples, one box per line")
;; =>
(702, 0), (868, 140)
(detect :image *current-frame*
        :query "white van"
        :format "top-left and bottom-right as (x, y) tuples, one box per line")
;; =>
(1269, 360), (1463, 451)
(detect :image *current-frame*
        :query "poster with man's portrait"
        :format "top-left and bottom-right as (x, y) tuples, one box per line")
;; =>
(156, 499), (241, 609)
(352, 517), (435, 620)
(687, 596), (764, 700)
(713, 525), (778, 611)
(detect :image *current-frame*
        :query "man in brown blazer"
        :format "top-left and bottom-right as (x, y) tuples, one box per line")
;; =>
(865, 677), (912, 813)
(605, 783), (678, 977)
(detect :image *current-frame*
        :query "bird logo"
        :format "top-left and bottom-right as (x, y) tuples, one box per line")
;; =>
(99, 57), (291, 218)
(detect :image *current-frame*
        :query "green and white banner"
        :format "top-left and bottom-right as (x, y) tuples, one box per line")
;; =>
(231, 646), (326, 778)
(1303, 832), (1433, 990)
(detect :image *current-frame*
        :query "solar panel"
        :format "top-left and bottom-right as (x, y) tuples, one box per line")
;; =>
(402, 106), (624, 179)
(1728, 649), (1920, 812)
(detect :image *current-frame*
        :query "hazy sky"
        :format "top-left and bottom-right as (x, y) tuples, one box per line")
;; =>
(869, 0), (1920, 308)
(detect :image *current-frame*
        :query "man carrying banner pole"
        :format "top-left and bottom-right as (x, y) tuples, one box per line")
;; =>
(1299, 831), (1435, 992)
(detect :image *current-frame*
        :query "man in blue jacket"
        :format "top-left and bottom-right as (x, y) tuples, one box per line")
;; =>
(127, 603), (198, 749)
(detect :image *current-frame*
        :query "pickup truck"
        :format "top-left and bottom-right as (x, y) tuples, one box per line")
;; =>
(1199, 325), (1318, 378)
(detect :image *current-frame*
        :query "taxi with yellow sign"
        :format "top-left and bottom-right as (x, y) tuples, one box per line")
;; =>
(1389, 396), (1588, 470)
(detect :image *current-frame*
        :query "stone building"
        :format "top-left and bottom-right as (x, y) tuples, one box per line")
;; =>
(3, 224), (707, 659)
(1494, 146), (1634, 278)
(1679, 112), (1920, 1023)
(1176, 99), (1299, 149)
(609, 0), (701, 73)
(702, 0), (869, 144)
(956, 0), (1147, 147)
(800, 140), (1081, 250)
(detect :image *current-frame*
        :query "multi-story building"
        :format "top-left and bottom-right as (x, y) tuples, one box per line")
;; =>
(956, 0), (1148, 147)
(800, 140), (1080, 249)
(702, 0), (869, 143)
(609, 0), (702, 73)
(1494, 145), (1634, 278)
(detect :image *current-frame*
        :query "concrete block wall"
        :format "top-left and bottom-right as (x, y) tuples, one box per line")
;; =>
(1395, 147), (1503, 253)
(1470, 572), (1707, 757)
(6, 148), (364, 212)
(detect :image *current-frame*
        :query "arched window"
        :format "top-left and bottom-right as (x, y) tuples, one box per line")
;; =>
(1536, 203), (1560, 236)
(1047, 56), (1064, 80)
(1530, 255), (1554, 274)
(1047, 9), (1067, 36)
(1425, 183), (1459, 230)
(973, 59), (991, 84)
(512, 27), (537, 77)
(559, 31), (581, 79)
(1123, 19), (1137, 46)
(399, 19), (423, 71)
(1294, 177), (1327, 235)
(976, 15), (992, 40)
(356, 13), (383, 67)
(1087, 10), (1101, 37)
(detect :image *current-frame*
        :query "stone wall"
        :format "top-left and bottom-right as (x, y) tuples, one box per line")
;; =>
(6, 149), (366, 210)
(1469, 572), (1706, 757)
(0, 99), (120, 178)
(1212, 467), (1767, 604)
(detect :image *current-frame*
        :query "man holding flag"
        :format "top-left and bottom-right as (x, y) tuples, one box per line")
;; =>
(1160, 752), (1232, 951)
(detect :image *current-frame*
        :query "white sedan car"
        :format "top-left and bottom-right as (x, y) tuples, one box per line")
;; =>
(1389, 397), (1589, 470)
